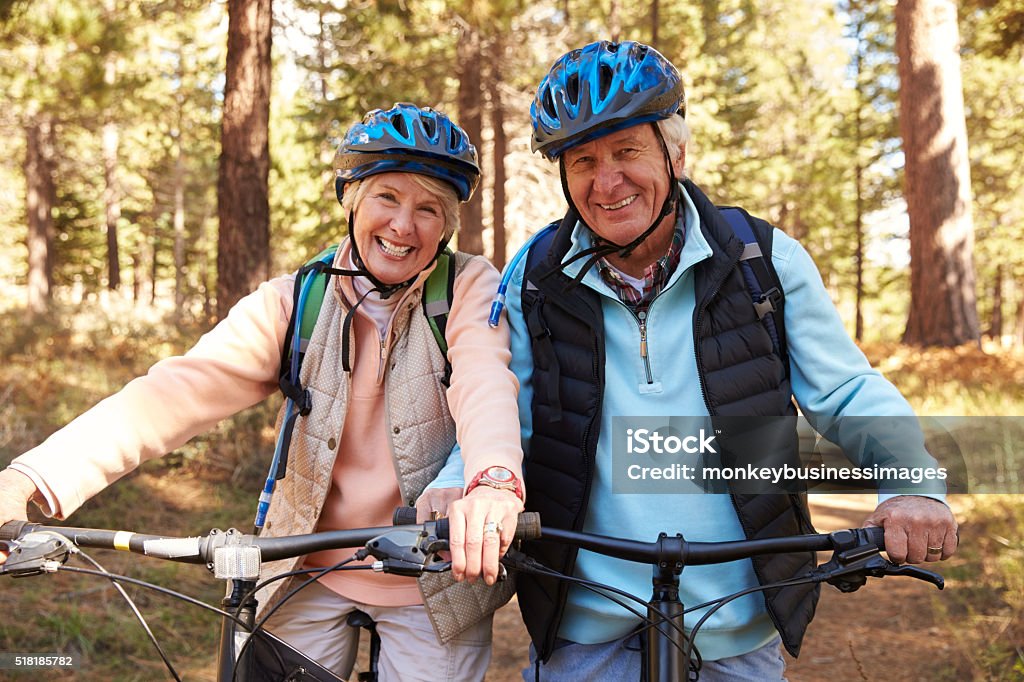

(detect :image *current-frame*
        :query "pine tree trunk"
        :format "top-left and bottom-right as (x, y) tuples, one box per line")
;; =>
(24, 116), (55, 316)
(487, 39), (507, 270)
(989, 264), (1003, 340)
(216, 0), (272, 319)
(174, 137), (187, 316)
(896, 0), (980, 347)
(457, 24), (484, 256)
(102, 51), (121, 291)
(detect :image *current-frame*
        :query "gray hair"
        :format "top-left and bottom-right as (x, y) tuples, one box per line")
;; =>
(656, 115), (691, 175)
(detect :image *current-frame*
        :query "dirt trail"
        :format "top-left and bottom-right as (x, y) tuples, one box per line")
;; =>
(483, 494), (954, 681)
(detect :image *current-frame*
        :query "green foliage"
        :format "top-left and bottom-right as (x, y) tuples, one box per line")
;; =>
(1, 0), (1023, 339)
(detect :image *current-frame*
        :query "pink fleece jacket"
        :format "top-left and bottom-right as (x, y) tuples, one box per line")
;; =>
(12, 241), (522, 606)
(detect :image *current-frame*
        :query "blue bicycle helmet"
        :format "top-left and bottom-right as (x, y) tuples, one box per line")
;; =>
(531, 41), (685, 159)
(335, 103), (481, 203)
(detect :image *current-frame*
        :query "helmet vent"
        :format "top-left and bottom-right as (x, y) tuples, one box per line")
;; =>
(422, 115), (437, 139)
(392, 112), (409, 139)
(598, 63), (614, 99)
(542, 88), (557, 119)
(566, 74), (580, 106)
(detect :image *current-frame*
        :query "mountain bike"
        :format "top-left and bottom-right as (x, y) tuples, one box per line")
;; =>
(0, 512), (944, 682)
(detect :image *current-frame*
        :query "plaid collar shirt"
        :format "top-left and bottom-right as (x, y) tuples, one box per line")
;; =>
(596, 212), (686, 313)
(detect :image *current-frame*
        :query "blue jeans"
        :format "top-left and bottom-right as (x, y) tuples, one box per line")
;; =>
(522, 634), (787, 682)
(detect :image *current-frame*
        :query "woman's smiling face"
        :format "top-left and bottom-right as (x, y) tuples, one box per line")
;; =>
(352, 173), (448, 284)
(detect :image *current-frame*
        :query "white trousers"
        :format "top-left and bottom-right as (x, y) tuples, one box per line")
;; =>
(263, 579), (493, 681)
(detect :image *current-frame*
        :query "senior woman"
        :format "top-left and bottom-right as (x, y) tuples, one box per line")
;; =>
(0, 103), (524, 681)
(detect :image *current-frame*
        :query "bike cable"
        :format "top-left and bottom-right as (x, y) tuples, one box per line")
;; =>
(74, 549), (182, 682)
(505, 551), (695, 661)
(231, 555), (366, 682)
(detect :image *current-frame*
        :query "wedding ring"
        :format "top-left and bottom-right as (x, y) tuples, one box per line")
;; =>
(483, 521), (501, 535)
(926, 546), (943, 554)
(430, 510), (444, 521)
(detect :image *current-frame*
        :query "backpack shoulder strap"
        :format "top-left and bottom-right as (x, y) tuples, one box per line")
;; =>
(522, 222), (560, 294)
(279, 244), (339, 409)
(718, 207), (788, 361)
(423, 249), (455, 355)
(519, 222), (562, 422)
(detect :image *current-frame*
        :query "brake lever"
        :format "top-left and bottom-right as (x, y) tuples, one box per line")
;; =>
(364, 528), (449, 577)
(0, 531), (75, 577)
(882, 563), (944, 589)
(817, 549), (944, 593)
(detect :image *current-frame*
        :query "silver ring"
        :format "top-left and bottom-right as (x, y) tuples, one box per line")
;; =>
(483, 521), (501, 535)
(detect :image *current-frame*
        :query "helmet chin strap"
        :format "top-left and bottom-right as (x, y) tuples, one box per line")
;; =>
(553, 122), (680, 287)
(329, 209), (451, 372)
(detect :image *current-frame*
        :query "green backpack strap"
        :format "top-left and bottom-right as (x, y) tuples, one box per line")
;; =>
(423, 250), (455, 352)
(298, 244), (339, 345)
(423, 249), (456, 384)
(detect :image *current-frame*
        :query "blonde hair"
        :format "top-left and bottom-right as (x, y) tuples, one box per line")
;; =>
(341, 173), (460, 242)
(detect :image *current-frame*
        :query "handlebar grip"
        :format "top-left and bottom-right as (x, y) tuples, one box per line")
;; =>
(392, 506), (419, 526)
(434, 512), (542, 542)
(864, 525), (885, 550)
(0, 521), (35, 542)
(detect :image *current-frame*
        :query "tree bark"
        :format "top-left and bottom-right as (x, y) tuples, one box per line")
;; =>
(457, 23), (484, 256)
(101, 8), (121, 292)
(487, 39), (507, 270)
(24, 116), (56, 316)
(896, 0), (980, 346)
(102, 117), (121, 291)
(989, 263), (1003, 340)
(216, 0), (272, 319)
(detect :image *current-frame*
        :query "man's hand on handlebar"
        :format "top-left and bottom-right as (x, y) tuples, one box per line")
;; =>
(413, 487), (463, 523)
(447, 486), (524, 586)
(862, 495), (958, 564)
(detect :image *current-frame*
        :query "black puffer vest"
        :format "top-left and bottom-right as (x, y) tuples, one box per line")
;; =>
(518, 180), (818, 662)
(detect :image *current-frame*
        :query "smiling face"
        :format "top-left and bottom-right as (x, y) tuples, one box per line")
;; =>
(563, 124), (684, 275)
(351, 173), (450, 285)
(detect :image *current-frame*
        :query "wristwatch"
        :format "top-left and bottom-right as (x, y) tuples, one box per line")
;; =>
(466, 466), (524, 501)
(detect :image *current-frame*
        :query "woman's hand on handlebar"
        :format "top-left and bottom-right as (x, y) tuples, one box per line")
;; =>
(0, 468), (39, 564)
(447, 486), (524, 586)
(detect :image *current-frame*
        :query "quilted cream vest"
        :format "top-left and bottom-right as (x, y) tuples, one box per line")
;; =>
(256, 251), (514, 643)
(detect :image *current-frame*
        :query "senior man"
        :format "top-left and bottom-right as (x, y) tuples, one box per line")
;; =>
(449, 40), (957, 681)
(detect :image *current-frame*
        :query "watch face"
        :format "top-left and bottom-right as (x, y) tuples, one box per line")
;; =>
(485, 466), (514, 483)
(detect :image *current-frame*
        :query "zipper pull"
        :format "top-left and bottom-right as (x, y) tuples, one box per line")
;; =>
(638, 310), (648, 359)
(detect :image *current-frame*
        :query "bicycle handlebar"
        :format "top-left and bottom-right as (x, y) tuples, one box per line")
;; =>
(0, 515), (941, 590)
(0, 515), (877, 567)
(391, 507), (882, 566)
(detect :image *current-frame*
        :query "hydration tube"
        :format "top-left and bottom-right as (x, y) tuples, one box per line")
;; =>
(487, 223), (558, 328)
(253, 252), (335, 532)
